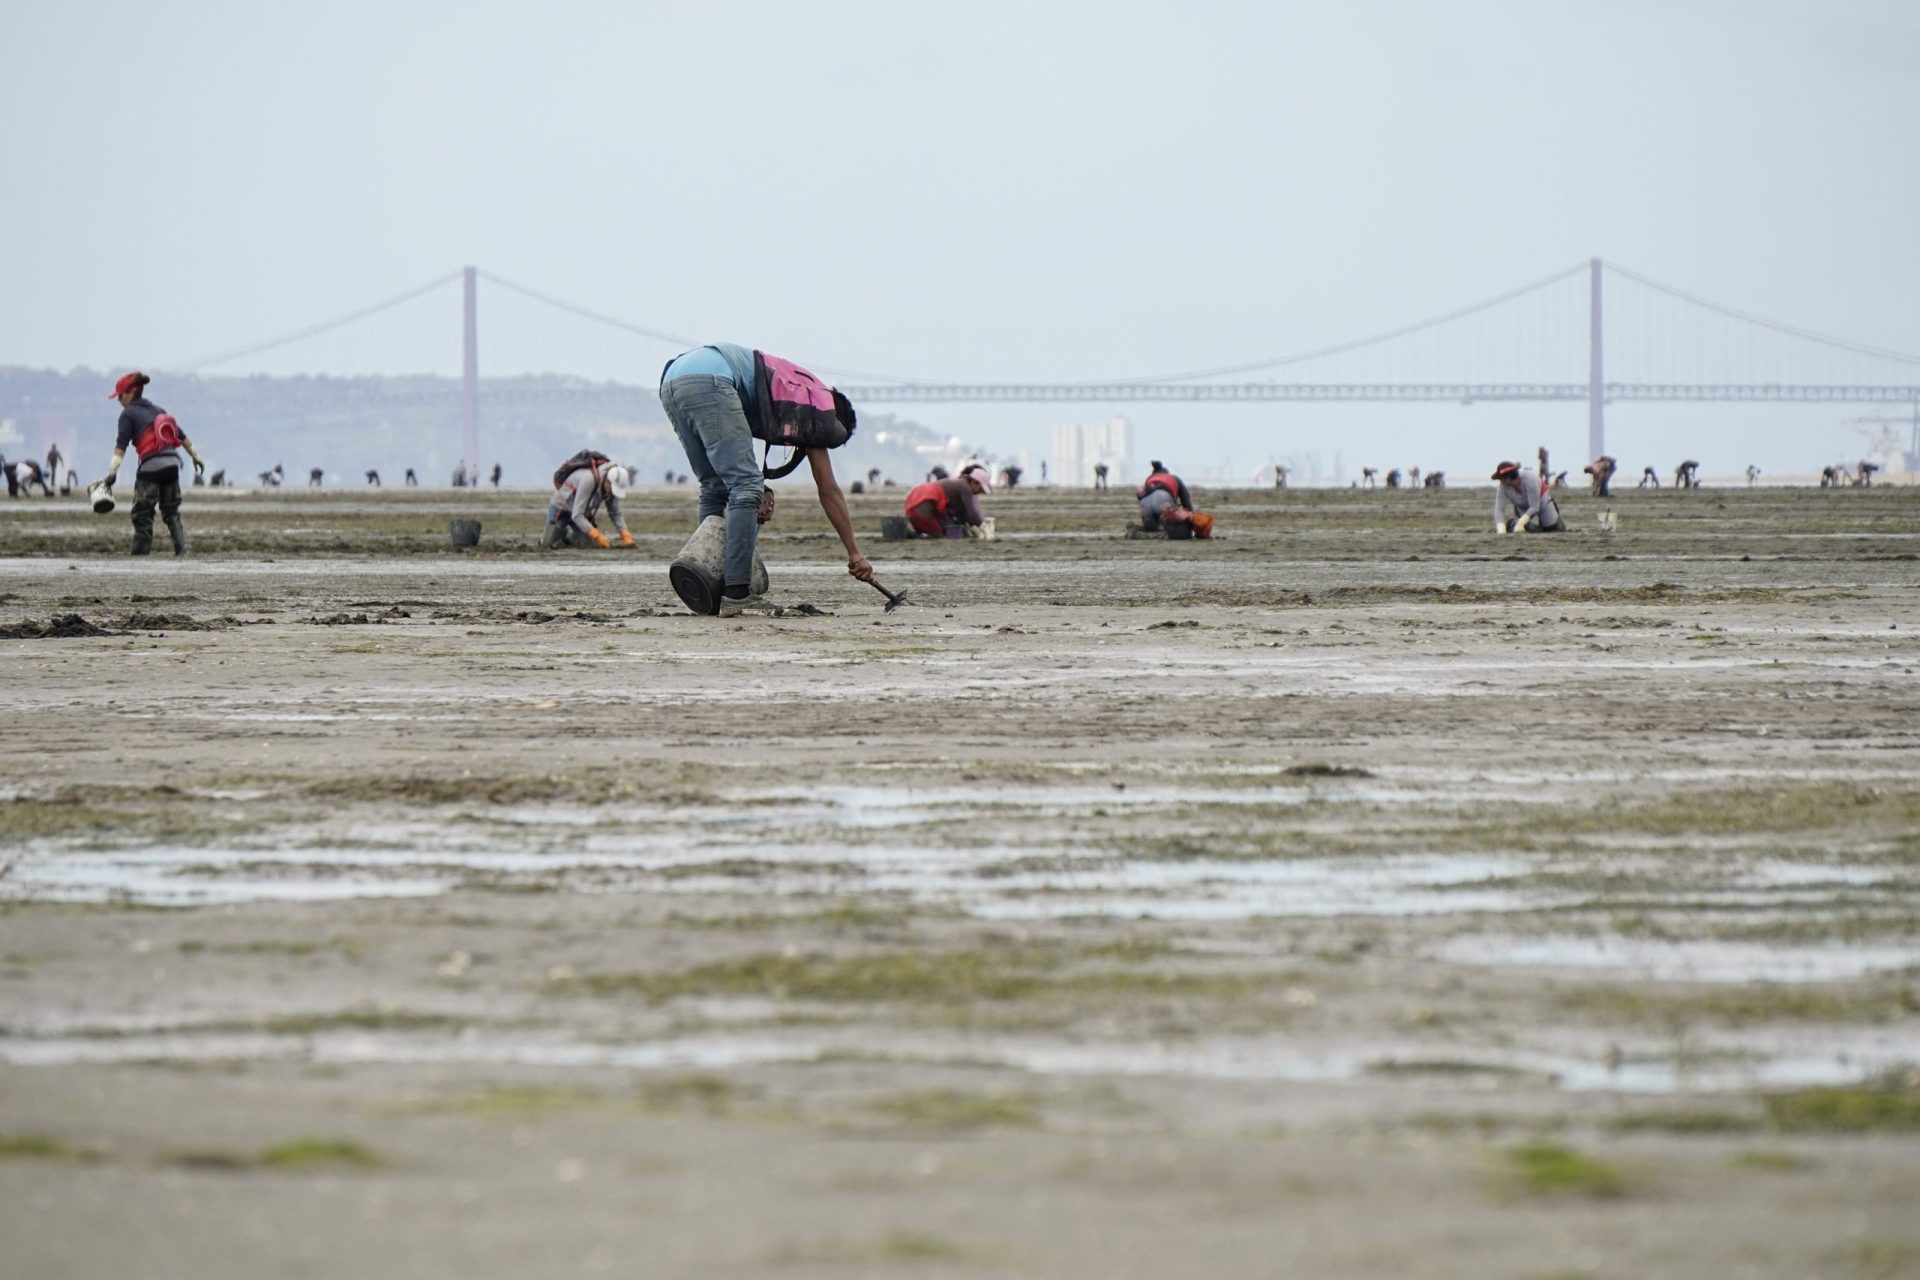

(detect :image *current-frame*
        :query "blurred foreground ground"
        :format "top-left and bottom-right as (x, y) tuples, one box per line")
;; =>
(2, 483), (1918, 1279)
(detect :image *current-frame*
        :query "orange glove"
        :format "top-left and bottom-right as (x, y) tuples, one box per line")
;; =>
(618, 529), (634, 547)
(587, 528), (611, 549)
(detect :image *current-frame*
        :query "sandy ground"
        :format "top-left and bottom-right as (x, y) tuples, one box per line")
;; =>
(2, 482), (1918, 1280)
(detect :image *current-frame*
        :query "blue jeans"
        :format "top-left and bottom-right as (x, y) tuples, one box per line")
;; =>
(660, 375), (763, 590)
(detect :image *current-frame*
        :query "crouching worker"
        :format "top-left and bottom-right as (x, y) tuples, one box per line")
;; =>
(1135, 461), (1213, 538)
(903, 463), (990, 537)
(1491, 460), (1565, 533)
(545, 450), (632, 548)
(1137, 461), (1193, 532)
(658, 342), (874, 615)
(100, 371), (205, 555)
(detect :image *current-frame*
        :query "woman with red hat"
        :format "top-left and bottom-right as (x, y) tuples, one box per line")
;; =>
(99, 372), (206, 555)
(1490, 459), (1563, 533)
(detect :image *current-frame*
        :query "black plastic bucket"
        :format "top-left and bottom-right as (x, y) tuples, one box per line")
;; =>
(450, 519), (482, 548)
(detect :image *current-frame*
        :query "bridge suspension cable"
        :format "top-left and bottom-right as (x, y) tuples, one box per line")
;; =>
(1114, 261), (1591, 383)
(1602, 262), (1920, 367)
(475, 270), (931, 385)
(160, 271), (464, 372)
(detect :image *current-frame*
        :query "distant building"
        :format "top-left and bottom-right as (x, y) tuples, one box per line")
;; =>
(1050, 416), (1133, 487)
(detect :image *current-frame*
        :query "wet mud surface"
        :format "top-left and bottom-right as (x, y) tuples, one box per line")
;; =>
(2, 484), (1918, 1278)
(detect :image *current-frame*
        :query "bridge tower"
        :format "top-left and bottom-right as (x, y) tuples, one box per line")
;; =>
(461, 265), (479, 475)
(1587, 257), (1604, 463)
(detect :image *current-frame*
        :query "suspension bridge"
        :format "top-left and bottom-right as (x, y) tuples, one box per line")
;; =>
(158, 260), (1920, 472)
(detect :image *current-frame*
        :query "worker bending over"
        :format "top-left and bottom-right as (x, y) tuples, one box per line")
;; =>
(1491, 460), (1564, 533)
(903, 462), (990, 537)
(1137, 461), (1193, 532)
(545, 452), (633, 548)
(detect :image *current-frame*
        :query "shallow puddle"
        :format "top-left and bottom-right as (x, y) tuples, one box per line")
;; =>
(1, 1024), (1908, 1096)
(1439, 935), (1920, 983)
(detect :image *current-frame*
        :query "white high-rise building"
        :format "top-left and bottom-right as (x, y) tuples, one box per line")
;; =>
(1049, 416), (1134, 487)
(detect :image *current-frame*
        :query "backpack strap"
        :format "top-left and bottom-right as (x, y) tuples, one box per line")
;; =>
(762, 442), (806, 481)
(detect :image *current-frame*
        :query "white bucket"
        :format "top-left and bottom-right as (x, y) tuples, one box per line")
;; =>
(668, 515), (770, 615)
(88, 481), (115, 515)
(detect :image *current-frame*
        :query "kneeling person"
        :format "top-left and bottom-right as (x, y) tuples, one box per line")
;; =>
(1491, 460), (1564, 533)
(1137, 461), (1193, 532)
(545, 455), (632, 549)
(903, 464), (990, 537)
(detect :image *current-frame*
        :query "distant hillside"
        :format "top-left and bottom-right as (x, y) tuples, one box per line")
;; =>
(0, 366), (980, 490)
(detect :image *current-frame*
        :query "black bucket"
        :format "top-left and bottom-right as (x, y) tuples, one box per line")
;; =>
(450, 519), (482, 548)
(879, 515), (912, 541)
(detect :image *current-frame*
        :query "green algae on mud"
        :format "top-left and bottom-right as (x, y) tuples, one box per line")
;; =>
(0, 1133), (102, 1161)
(1765, 1079), (1920, 1134)
(547, 946), (1270, 1007)
(1557, 983), (1920, 1027)
(1498, 1142), (1633, 1199)
(162, 1137), (384, 1172)
(862, 1087), (1044, 1131)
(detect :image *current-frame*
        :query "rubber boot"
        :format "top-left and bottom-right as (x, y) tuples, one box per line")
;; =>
(130, 536), (152, 556)
(165, 513), (189, 556)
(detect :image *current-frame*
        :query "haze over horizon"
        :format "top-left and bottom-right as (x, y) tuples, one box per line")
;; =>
(4, 0), (1917, 479)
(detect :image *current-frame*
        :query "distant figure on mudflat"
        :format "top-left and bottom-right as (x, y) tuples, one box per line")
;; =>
(1093, 462), (1109, 490)
(1362, 467), (1377, 489)
(1409, 466), (1422, 489)
(1423, 471), (1444, 489)
(1859, 460), (1880, 487)
(451, 464), (468, 488)
(1746, 465), (1760, 486)
(1584, 455), (1616, 497)
(1638, 466), (1660, 489)
(1274, 465), (1289, 489)
(3, 457), (52, 497)
(1000, 464), (1023, 491)
(308, 467), (323, 488)
(1674, 460), (1700, 489)
(490, 463), (502, 487)
(1385, 468), (1401, 489)
(45, 443), (63, 490)
(365, 470), (381, 486)
(404, 468), (418, 486)
(259, 464), (284, 487)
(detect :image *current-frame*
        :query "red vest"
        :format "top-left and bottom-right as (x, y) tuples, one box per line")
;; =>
(904, 481), (949, 516)
(1138, 471), (1180, 500)
(133, 412), (184, 461)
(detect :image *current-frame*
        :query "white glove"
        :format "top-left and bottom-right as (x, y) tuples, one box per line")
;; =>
(1493, 523), (1507, 535)
(1515, 512), (1534, 533)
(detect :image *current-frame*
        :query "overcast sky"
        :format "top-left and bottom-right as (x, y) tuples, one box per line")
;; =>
(4, 0), (1917, 477)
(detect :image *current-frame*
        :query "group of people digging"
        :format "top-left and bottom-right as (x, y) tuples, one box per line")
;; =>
(89, 354), (1738, 600)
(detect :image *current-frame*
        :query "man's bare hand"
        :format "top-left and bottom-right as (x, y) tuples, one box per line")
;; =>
(847, 554), (874, 582)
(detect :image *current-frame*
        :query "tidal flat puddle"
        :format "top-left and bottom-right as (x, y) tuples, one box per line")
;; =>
(1, 1023), (1908, 1096)
(1439, 935), (1920, 983)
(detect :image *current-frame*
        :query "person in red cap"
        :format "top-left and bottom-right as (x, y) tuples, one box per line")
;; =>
(99, 371), (206, 555)
(1490, 459), (1563, 533)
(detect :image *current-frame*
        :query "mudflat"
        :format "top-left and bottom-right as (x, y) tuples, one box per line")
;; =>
(2, 482), (1918, 1280)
